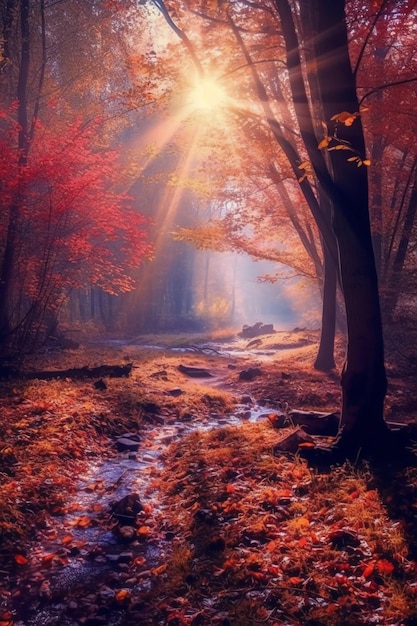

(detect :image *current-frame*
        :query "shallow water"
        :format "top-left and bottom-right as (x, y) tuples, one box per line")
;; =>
(10, 394), (276, 625)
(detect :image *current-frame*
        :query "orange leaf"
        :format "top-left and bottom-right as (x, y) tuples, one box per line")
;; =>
(14, 554), (28, 565)
(61, 535), (74, 545)
(42, 553), (56, 564)
(288, 576), (303, 585)
(226, 484), (235, 493)
(377, 559), (394, 575)
(276, 489), (292, 498)
(137, 525), (149, 537)
(298, 537), (307, 548)
(115, 589), (131, 603)
(69, 516), (91, 528)
(363, 563), (375, 578)
(298, 442), (315, 449)
(151, 563), (167, 576)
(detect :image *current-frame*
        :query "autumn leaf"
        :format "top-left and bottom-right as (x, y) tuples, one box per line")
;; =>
(376, 559), (395, 575)
(137, 525), (150, 537)
(69, 515), (91, 528)
(363, 562), (375, 578)
(330, 110), (359, 126)
(115, 589), (131, 603)
(14, 554), (28, 565)
(318, 137), (330, 150)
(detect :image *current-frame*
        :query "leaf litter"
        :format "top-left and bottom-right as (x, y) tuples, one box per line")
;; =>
(0, 330), (416, 625)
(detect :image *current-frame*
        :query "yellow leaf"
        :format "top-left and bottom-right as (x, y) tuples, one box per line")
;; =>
(298, 161), (310, 170)
(347, 156), (358, 162)
(363, 159), (371, 166)
(318, 137), (330, 150)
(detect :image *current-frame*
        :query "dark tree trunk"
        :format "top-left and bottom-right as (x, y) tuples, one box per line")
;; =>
(0, 0), (30, 352)
(297, 0), (388, 450)
(314, 238), (337, 371)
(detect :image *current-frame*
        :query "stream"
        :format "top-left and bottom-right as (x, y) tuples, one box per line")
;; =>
(10, 394), (273, 625)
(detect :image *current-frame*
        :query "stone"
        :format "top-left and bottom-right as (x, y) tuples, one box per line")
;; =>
(239, 367), (262, 381)
(238, 322), (275, 339)
(117, 526), (136, 541)
(273, 428), (315, 454)
(115, 437), (140, 452)
(112, 493), (143, 523)
(167, 387), (183, 396)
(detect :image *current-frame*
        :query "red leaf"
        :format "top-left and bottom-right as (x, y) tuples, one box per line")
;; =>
(363, 562), (375, 578)
(377, 559), (394, 575)
(14, 554), (28, 565)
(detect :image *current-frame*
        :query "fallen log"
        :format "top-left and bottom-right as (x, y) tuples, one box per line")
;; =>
(0, 363), (133, 381)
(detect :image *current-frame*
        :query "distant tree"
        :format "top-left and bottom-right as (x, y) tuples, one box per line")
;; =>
(0, 0), (152, 355)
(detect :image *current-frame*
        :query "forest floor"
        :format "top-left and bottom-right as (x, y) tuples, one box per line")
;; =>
(1, 328), (417, 625)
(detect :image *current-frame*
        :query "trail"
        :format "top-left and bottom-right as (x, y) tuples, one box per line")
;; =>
(10, 344), (274, 626)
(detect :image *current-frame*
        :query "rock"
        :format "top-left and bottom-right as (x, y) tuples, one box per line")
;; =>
(178, 364), (213, 378)
(273, 428), (315, 454)
(167, 387), (183, 396)
(99, 586), (116, 602)
(149, 370), (168, 379)
(94, 379), (107, 391)
(115, 437), (140, 452)
(140, 401), (161, 413)
(239, 322), (275, 339)
(246, 338), (263, 348)
(288, 410), (340, 436)
(117, 526), (136, 541)
(239, 367), (262, 381)
(112, 493), (143, 523)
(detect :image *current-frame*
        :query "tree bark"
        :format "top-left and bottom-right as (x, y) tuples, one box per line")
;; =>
(295, 0), (388, 450)
(0, 0), (31, 352)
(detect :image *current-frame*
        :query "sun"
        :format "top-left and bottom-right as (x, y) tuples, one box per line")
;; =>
(187, 75), (229, 112)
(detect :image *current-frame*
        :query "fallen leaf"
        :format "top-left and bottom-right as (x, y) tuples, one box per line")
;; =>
(377, 559), (394, 575)
(363, 563), (375, 578)
(61, 534), (74, 545)
(14, 554), (28, 565)
(115, 589), (131, 603)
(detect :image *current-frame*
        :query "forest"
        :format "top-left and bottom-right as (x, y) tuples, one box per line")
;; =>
(1, 0), (417, 624)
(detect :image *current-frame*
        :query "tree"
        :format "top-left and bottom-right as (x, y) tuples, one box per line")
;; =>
(277, 0), (389, 456)
(0, 0), (153, 356)
(133, 0), (407, 458)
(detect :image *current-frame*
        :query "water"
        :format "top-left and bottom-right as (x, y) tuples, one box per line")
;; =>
(9, 399), (276, 625)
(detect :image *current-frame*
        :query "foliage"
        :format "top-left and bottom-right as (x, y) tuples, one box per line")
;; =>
(0, 112), (152, 353)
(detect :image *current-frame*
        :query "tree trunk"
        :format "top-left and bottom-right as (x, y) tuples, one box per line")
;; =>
(297, 0), (388, 450)
(314, 238), (337, 371)
(0, 0), (30, 352)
